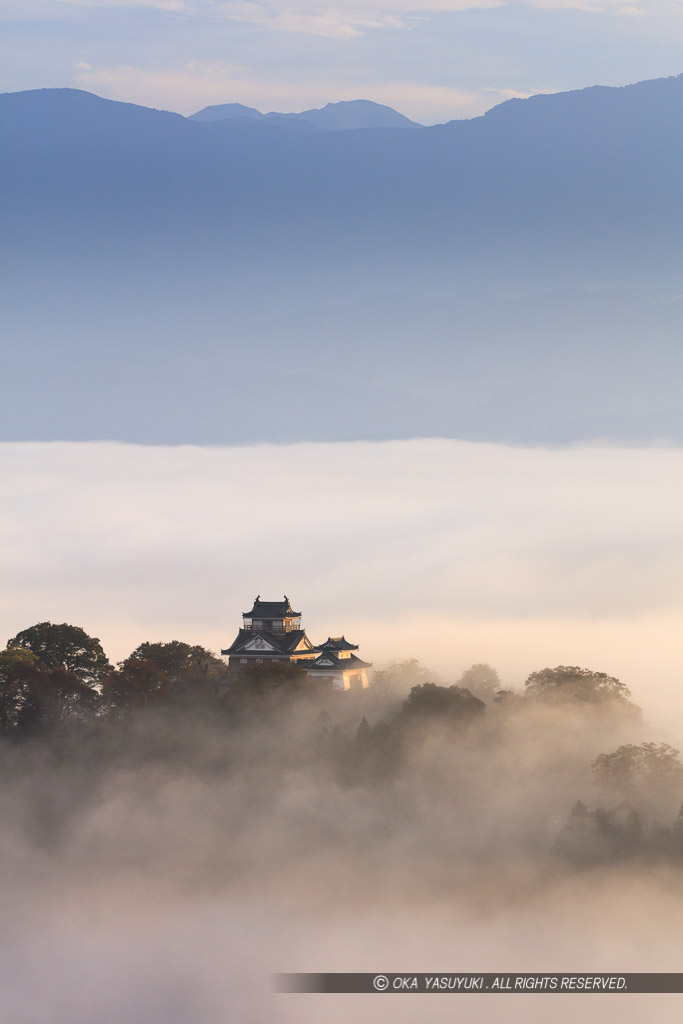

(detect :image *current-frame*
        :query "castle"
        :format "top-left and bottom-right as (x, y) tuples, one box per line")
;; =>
(222, 596), (371, 690)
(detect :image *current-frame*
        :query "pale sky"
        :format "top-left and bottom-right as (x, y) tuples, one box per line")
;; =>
(2, 0), (683, 121)
(2, 439), (683, 737)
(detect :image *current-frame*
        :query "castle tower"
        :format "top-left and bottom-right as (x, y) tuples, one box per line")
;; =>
(221, 595), (316, 673)
(222, 596), (371, 690)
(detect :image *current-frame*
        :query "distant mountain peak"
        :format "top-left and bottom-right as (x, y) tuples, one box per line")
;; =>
(190, 97), (421, 130)
(190, 101), (263, 123)
(271, 99), (421, 130)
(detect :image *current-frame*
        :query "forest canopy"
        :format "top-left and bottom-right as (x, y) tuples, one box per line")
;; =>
(1, 620), (681, 869)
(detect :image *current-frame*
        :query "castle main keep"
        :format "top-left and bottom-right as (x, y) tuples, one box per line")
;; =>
(222, 595), (371, 691)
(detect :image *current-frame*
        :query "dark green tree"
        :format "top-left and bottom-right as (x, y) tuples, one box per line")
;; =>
(0, 646), (97, 734)
(104, 641), (225, 710)
(229, 660), (313, 700)
(124, 638), (225, 688)
(102, 657), (169, 710)
(125, 641), (225, 681)
(6, 622), (110, 684)
(398, 682), (485, 727)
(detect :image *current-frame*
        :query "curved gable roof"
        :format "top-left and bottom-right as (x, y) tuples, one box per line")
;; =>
(222, 628), (311, 656)
(242, 595), (301, 618)
(314, 635), (359, 652)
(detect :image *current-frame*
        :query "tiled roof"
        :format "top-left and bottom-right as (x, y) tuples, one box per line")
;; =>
(242, 595), (301, 618)
(313, 636), (359, 652)
(304, 652), (372, 672)
(222, 628), (311, 656)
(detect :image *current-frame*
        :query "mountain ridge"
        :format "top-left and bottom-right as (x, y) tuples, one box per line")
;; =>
(2, 72), (683, 445)
(190, 97), (421, 130)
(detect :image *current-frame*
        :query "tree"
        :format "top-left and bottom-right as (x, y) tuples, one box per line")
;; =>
(398, 682), (485, 728)
(6, 622), (110, 684)
(592, 742), (683, 792)
(672, 804), (683, 847)
(524, 665), (633, 706)
(102, 657), (169, 710)
(124, 641), (225, 681)
(344, 716), (398, 783)
(355, 716), (372, 744)
(493, 689), (521, 706)
(0, 646), (97, 734)
(104, 641), (225, 710)
(456, 663), (501, 704)
(555, 799), (643, 864)
(371, 659), (436, 695)
(228, 660), (313, 700)
(0, 648), (43, 733)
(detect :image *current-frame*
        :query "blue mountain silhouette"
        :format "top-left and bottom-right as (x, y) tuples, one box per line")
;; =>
(1, 76), (682, 443)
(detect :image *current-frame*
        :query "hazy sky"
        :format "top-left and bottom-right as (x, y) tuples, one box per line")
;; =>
(2, 439), (683, 734)
(2, 1), (683, 121)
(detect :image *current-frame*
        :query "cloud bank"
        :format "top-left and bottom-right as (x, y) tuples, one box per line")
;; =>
(1, 440), (682, 731)
(1, 437), (683, 1024)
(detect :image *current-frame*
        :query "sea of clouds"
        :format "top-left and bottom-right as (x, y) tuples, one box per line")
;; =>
(2, 437), (683, 1023)
(2, 438), (682, 728)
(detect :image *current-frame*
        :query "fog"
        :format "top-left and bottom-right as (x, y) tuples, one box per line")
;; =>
(3, 438), (683, 1020)
(1, 439), (683, 731)
(1, 677), (682, 1023)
